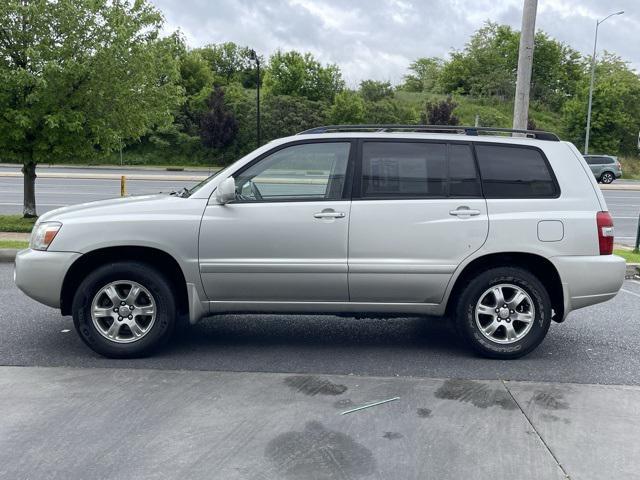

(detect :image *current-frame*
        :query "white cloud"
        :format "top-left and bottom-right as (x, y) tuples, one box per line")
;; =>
(152, 0), (640, 85)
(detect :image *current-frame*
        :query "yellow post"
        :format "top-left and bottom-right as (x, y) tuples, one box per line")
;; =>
(120, 175), (126, 197)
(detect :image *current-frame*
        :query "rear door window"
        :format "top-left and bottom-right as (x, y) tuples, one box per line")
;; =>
(361, 142), (447, 198)
(475, 145), (558, 198)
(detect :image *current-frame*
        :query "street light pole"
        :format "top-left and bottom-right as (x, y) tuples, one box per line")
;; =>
(249, 49), (261, 148)
(584, 11), (624, 155)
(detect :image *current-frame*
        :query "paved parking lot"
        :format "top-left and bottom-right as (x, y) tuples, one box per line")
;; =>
(2, 263), (640, 385)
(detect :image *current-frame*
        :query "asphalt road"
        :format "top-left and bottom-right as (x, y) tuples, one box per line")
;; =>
(2, 262), (640, 385)
(1, 166), (639, 245)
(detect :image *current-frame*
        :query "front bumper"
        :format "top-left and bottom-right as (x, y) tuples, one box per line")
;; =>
(552, 254), (626, 319)
(14, 249), (81, 309)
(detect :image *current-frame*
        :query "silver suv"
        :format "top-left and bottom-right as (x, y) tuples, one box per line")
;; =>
(583, 154), (622, 184)
(14, 126), (626, 359)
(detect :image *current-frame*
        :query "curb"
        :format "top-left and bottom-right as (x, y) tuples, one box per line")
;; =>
(0, 163), (218, 173)
(0, 172), (207, 182)
(600, 184), (640, 191)
(0, 249), (17, 263)
(626, 263), (640, 279)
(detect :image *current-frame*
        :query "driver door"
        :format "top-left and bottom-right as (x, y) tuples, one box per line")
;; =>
(198, 140), (353, 302)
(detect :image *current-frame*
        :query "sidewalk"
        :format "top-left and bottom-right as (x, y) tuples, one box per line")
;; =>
(1, 366), (638, 479)
(0, 232), (29, 241)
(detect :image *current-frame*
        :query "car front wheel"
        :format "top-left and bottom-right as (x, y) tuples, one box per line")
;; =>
(455, 267), (552, 359)
(600, 172), (615, 184)
(72, 261), (176, 358)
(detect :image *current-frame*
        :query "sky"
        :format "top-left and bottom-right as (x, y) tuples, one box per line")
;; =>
(151, 0), (639, 86)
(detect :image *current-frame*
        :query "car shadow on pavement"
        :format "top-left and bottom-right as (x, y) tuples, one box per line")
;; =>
(168, 313), (470, 355)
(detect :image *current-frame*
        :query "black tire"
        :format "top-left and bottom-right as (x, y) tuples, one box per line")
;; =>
(455, 267), (551, 359)
(600, 171), (615, 184)
(72, 261), (176, 358)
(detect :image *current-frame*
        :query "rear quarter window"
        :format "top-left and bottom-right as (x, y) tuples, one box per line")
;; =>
(475, 145), (559, 198)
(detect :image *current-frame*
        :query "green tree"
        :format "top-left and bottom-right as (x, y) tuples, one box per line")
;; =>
(359, 80), (394, 102)
(563, 54), (640, 155)
(438, 22), (583, 108)
(401, 57), (444, 93)
(179, 50), (214, 98)
(195, 42), (259, 88)
(329, 91), (366, 124)
(263, 50), (344, 102)
(261, 94), (329, 141)
(0, 0), (183, 216)
(364, 99), (418, 124)
(440, 23), (518, 99)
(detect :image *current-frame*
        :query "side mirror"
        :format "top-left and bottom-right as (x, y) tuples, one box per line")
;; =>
(216, 177), (236, 204)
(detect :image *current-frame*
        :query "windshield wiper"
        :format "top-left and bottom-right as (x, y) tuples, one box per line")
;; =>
(170, 187), (190, 198)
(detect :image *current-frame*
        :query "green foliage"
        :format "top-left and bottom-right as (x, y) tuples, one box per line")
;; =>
(614, 249), (640, 264)
(620, 156), (640, 179)
(179, 50), (214, 97)
(0, 0), (185, 215)
(440, 23), (519, 98)
(0, 0), (183, 165)
(0, 240), (29, 249)
(364, 99), (418, 124)
(563, 54), (640, 155)
(401, 57), (444, 93)
(359, 80), (394, 102)
(195, 42), (259, 88)
(329, 91), (365, 124)
(261, 94), (329, 143)
(0, 215), (37, 232)
(263, 50), (344, 102)
(439, 22), (583, 110)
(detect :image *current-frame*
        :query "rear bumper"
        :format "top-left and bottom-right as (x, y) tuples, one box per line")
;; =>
(14, 249), (81, 309)
(551, 254), (626, 319)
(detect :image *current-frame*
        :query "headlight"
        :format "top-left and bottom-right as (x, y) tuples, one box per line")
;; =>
(30, 222), (62, 251)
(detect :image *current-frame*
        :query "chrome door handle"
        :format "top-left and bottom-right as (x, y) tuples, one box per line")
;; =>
(449, 207), (481, 217)
(314, 210), (346, 219)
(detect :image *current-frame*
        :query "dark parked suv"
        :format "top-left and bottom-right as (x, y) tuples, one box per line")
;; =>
(583, 155), (622, 184)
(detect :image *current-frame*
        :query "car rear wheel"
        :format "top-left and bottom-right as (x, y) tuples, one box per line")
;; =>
(454, 267), (551, 359)
(600, 171), (615, 184)
(72, 261), (176, 358)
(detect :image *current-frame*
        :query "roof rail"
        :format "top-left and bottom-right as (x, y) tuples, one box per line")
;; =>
(297, 124), (560, 141)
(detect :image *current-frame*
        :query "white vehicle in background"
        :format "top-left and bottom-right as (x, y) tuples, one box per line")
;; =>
(14, 125), (626, 360)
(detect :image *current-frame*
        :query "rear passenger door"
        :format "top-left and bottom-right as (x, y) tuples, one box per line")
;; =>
(347, 140), (488, 304)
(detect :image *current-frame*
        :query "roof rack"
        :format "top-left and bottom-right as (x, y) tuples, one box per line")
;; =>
(297, 124), (560, 141)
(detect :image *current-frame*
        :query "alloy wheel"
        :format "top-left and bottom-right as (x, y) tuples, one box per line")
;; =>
(474, 284), (535, 344)
(90, 280), (156, 344)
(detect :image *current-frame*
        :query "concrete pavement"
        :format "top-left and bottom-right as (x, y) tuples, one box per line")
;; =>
(2, 365), (639, 479)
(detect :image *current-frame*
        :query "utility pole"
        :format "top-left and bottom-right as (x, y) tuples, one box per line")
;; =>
(584, 11), (624, 154)
(249, 49), (261, 148)
(512, 0), (538, 131)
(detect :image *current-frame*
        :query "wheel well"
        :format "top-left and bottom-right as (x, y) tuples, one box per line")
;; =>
(446, 252), (564, 322)
(60, 246), (189, 317)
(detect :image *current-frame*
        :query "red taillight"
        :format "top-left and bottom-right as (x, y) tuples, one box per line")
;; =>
(596, 211), (614, 255)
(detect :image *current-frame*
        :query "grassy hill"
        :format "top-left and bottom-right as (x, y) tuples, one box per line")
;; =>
(394, 91), (566, 135)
